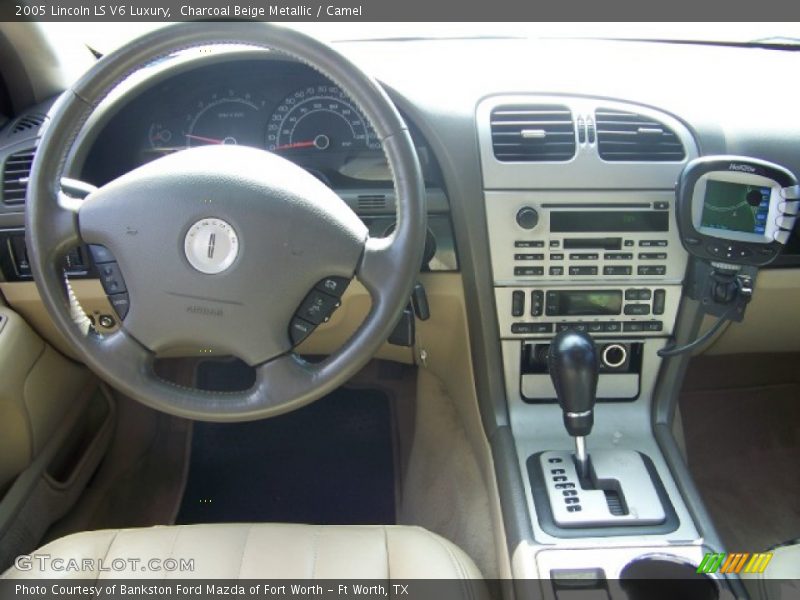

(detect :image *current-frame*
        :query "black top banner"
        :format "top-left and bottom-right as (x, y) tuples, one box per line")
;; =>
(2, 0), (800, 21)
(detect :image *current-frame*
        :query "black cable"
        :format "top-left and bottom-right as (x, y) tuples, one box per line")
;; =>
(657, 304), (738, 357)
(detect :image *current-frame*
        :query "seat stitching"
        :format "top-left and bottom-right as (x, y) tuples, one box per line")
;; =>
(431, 533), (473, 600)
(236, 525), (254, 579)
(310, 526), (320, 579)
(98, 531), (120, 582)
(163, 527), (181, 580)
(383, 526), (390, 581)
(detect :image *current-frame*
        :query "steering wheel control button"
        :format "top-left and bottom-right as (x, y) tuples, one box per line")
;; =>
(89, 244), (115, 264)
(298, 290), (341, 325)
(314, 276), (350, 297)
(289, 317), (315, 345)
(108, 293), (130, 320)
(98, 262), (126, 294)
(184, 218), (239, 275)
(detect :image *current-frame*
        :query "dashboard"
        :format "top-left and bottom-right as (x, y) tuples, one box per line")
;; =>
(0, 34), (798, 356)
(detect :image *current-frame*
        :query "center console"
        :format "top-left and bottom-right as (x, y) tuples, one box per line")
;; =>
(476, 95), (727, 592)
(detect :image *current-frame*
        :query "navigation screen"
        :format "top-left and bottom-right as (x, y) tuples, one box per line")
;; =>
(701, 180), (771, 235)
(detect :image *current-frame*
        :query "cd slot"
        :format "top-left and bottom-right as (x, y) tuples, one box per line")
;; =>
(563, 238), (622, 250)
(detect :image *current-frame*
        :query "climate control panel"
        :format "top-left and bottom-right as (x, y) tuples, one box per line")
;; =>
(496, 285), (681, 339)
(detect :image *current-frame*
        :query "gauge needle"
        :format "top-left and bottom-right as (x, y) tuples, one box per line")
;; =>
(273, 141), (317, 151)
(184, 133), (225, 144)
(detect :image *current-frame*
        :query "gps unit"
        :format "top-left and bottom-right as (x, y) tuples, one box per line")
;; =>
(676, 156), (799, 267)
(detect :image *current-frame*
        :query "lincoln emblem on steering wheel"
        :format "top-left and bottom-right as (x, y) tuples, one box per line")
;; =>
(184, 218), (239, 275)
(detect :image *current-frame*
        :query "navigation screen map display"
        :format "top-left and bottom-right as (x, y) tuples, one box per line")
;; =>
(701, 180), (771, 235)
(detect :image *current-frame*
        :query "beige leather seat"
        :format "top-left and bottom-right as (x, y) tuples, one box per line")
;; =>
(740, 542), (800, 600)
(2, 523), (482, 580)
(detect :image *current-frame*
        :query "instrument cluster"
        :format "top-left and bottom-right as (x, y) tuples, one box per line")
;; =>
(81, 57), (437, 189)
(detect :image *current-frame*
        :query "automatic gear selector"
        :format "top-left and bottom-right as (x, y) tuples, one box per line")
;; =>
(530, 330), (673, 533)
(548, 330), (598, 478)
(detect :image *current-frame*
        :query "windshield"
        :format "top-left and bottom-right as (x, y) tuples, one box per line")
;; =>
(47, 22), (800, 55)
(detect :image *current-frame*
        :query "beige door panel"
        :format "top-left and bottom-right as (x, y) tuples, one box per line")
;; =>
(0, 307), (92, 492)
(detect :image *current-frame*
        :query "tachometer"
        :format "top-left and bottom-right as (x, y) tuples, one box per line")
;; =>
(266, 85), (381, 155)
(185, 90), (267, 149)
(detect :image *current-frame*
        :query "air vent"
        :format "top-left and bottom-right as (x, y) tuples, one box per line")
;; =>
(595, 109), (685, 162)
(490, 104), (576, 162)
(357, 194), (387, 211)
(2, 149), (35, 205)
(10, 114), (45, 135)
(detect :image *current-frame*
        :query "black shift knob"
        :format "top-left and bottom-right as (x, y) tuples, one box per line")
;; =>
(548, 330), (599, 437)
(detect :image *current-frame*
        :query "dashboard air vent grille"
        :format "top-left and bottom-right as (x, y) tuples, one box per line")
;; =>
(595, 109), (685, 162)
(357, 194), (387, 211)
(10, 114), (46, 135)
(2, 149), (35, 205)
(490, 104), (576, 162)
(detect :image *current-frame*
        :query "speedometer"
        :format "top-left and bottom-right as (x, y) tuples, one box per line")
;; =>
(266, 85), (381, 155)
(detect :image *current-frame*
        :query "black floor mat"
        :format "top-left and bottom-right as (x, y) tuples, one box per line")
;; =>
(177, 366), (395, 525)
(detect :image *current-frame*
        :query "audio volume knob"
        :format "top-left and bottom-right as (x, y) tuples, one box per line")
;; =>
(516, 207), (539, 230)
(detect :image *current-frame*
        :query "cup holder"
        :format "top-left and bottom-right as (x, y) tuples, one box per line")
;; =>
(619, 555), (719, 600)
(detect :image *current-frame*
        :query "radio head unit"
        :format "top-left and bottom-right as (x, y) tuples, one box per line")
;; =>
(676, 156), (798, 267)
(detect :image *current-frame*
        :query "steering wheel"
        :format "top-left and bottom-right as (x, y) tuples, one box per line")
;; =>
(26, 23), (426, 421)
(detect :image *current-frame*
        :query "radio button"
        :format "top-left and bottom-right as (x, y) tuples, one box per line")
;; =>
(531, 291), (544, 316)
(516, 207), (539, 230)
(603, 322), (622, 333)
(549, 266), (564, 276)
(515, 240), (544, 248)
(626, 289), (652, 301)
(511, 290), (525, 317)
(603, 266), (632, 276)
(623, 322), (645, 332)
(638, 265), (667, 276)
(640, 240), (668, 247)
(639, 252), (668, 260)
(644, 321), (664, 332)
(556, 323), (573, 333)
(588, 322), (604, 333)
(569, 266), (598, 276)
(532, 323), (554, 334)
(515, 266), (544, 276)
(569, 253), (599, 260)
(550, 240), (561, 248)
(624, 240), (635, 247)
(515, 253), (545, 261)
(653, 289), (666, 315)
(624, 304), (650, 316)
(604, 252), (633, 260)
(550, 253), (564, 260)
(653, 202), (670, 210)
(511, 322), (535, 334)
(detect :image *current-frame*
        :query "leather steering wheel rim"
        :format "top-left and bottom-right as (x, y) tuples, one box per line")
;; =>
(26, 22), (426, 422)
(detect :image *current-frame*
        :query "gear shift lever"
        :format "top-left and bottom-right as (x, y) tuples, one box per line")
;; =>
(548, 330), (599, 478)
